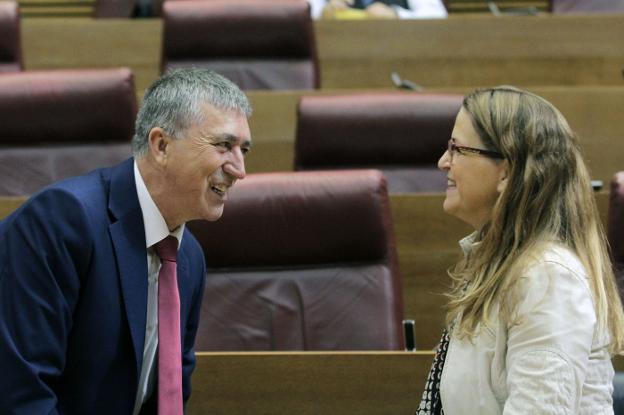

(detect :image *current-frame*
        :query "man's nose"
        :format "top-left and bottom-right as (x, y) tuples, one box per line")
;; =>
(224, 147), (246, 179)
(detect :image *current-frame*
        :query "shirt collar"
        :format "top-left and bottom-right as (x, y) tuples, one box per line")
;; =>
(134, 160), (184, 250)
(459, 231), (480, 256)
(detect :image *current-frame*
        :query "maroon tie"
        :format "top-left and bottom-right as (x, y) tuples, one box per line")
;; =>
(154, 236), (183, 415)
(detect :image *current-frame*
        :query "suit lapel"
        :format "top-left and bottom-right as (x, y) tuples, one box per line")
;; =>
(107, 159), (149, 378)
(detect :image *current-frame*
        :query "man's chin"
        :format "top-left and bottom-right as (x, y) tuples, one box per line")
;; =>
(200, 204), (225, 222)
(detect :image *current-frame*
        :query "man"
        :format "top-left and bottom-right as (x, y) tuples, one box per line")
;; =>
(0, 69), (252, 414)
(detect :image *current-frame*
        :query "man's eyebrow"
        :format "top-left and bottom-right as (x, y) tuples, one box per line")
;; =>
(213, 133), (252, 148)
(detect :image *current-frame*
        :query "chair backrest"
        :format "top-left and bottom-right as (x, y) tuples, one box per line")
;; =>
(295, 92), (463, 192)
(187, 169), (403, 351)
(0, 1), (22, 73)
(0, 68), (137, 195)
(608, 171), (624, 297)
(550, 0), (624, 14)
(93, 0), (135, 18)
(161, 0), (319, 90)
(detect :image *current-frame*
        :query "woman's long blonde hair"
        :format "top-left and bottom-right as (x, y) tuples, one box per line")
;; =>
(446, 86), (624, 354)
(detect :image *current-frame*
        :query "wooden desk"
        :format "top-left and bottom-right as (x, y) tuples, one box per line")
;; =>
(0, 196), (27, 218)
(315, 15), (624, 88)
(187, 352), (624, 413)
(21, 15), (624, 93)
(188, 351), (433, 414)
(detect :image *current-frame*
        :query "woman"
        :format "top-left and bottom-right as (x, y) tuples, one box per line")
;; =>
(417, 86), (624, 414)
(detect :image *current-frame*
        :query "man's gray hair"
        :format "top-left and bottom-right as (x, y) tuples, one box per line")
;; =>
(132, 68), (252, 157)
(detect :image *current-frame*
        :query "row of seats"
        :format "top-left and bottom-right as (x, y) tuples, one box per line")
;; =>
(7, 0), (624, 90)
(1, 67), (624, 350)
(0, 67), (461, 195)
(0, 0), (321, 90)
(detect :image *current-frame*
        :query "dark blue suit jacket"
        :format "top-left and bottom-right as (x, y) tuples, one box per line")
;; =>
(0, 158), (206, 414)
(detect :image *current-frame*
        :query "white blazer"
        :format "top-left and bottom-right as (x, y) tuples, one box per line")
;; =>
(440, 234), (614, 414)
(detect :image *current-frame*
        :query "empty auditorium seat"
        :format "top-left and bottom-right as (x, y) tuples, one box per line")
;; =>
(187, 169), (403, 351)
(93, 0), (135, 18)
(0, 1), (22, 73)
(295, 93), (463, 193)
(161, 0), (319, 90)
(0, 68), (137, 195)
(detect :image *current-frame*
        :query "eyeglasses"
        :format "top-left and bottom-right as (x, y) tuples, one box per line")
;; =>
(447, 139), (503, 162)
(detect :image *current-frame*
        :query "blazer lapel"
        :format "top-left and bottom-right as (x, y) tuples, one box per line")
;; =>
(107, 159), (149, 378)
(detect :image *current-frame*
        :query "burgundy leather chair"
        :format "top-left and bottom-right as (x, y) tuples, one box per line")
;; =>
(0, 1), (22, 73)
(0, 68), (137, 195)
(608, 171), (624, 297)
(161, 0), (319, 90)
(187, 170), (403, 351)
(93, 0), (135, 18)
(295, 92), (463, 193)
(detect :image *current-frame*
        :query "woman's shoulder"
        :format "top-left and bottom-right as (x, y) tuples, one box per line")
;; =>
(510, 242), (595, 319)
(521, 242), (589, 288)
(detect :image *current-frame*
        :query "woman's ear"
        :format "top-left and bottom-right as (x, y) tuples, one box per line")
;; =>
(147, 127), (171, 166)
(497, 160), (509, 193)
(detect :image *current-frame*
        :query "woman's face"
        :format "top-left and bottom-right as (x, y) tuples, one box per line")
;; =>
(437, 108), (507, 230)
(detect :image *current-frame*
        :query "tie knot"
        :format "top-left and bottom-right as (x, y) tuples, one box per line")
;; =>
(154, 235), (178, 262)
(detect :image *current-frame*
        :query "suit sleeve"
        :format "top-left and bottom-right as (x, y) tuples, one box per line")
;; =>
(181, 240), (206, 405)
(0, 189), (93, 414)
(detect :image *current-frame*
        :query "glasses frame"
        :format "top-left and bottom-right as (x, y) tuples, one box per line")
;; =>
(447, 139), (503, 162)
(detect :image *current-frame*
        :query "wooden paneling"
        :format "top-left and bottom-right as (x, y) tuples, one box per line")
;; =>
(187, 352), (624, 413)
(18, 0), (95, 18)
(188, 351), (433, 414)
(315, 16), (624, 88)
(21, 15), (624, 93)
(21, 18), (162, 96)
(0, 196), (27, 219)
(446, 0), (548, 13)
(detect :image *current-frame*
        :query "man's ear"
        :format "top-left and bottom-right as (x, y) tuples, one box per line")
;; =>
(497, 160), (509, 193)
(147, 127), (171, 166)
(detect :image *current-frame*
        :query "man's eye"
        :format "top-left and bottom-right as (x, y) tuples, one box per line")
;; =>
(241, 147), (250, 156)
(215, 142), (232, 150)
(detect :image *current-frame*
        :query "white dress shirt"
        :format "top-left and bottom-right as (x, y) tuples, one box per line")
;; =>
(132, 161), (185, 415)
(440, 233), (614, 414)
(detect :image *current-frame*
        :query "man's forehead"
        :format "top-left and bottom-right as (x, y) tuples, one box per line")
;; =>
(197, 103), (251, 143)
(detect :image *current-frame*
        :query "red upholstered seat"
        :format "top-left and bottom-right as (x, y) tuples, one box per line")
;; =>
(0, 1), (22, 73)
(93, 0), (135, 18)
(295, 93), (463, 192)
(608, 171), (624, 299)
(161, 0), (319, 90)
(187, 170), (403, 351)
(0, 68), (137, 195)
